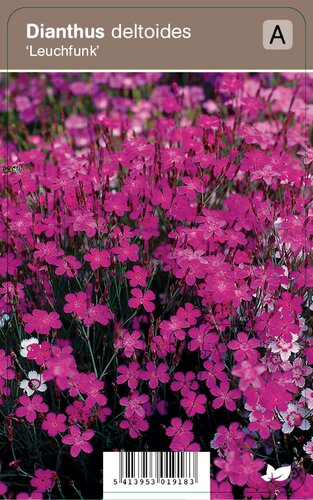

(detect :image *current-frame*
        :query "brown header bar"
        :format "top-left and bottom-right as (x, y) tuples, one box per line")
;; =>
(2, 0), (311, 70)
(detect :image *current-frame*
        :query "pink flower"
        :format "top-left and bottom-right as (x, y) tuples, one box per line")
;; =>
(211, 479), (234, 500)
(228, 332), (260, 362)
(120, 390), (149, 418)
(166, 417), (200, 451)
(62, 425), (94, 457)
(232, 360), (266, 391)
(210, 380), (241, 411)
(33, 241), (63, 264)
(42, 412), (67, 437)
(117, 362), (141, 389)
(53, 255), (82, 277)
(113, 241), (139, 263)
(70, 209), (97, 237)
(23, 310), (61, 335)
(114, 329), (145, 357)
(198, 360), (228, 389)
(80, 303), (114, 327)
(16, 493), (43, 499)
(248, 409), (281, 439)
(188, 325), (219, 353)
(259, 381), (292, 412)
(128, 288), (155, 312)
(141, 362), (170, 389)
(298, 146), (313, 164)
(170, 371), (199, 393)
(166, 417), (193, 439)
(0, 281), (24, 303)
(126, 266), (148, 287)
(120, 415), (149, 439)
(0, 483), (7, 496)
(30, 469), (56, 492)
(66, 400), (91, 425)
(0, 349), (15, 380)
(215, 449), (264, 487)
(105, 192), (129, 216)
(180, 389), (206, 417)
(64, 291), (87, 316)
(27, 341), (51, 366)
(84, 248), (110, 270)
(79, 374), (108, 408)
(16, 394), (48, 423)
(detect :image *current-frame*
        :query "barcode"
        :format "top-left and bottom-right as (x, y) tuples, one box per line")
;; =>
(118, 451), (198, 483)
(103, 451), (210, 499)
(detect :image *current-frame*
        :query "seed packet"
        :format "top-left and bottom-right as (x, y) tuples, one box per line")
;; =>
(1, 2), (313, 499)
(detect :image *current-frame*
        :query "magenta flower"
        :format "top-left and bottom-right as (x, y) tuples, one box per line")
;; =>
(228, 332), (260, 362)
(259, 381), (293, 412)
(120, 415), (149, 439)
(0, 349), (15, 380)
(81, 303), (114, 327)
(26, 341), (51, 366)
(170, 371), (199, 392)
(54, 255), (82, 277)
(16, 493), (43, 499)
(248, 409), (281, 439)
(33, 241), (63, 264)
(198, 360), (228, 389)
(188, 324), (219, 353)
(166, 417), (194, 446)
(180, 389), (207, 417)
(232, 360), (266, 391)
(64, 291), (87, 316)
(62, 425), (94, 457)
(16, 394), (48, 423)
(80, 375), (108, 408)
(298, 146), (313, 164)
(84, 248), (110, 270)
(210, 380), (241, 411)
(66, 400), (91, 425)
(70, 208), (97, 237)
(0, 281), (24, 303)
(30, 469), (56, 493)
(105, 192), (129, 216)
(113, 240), (139, 263)
(0, 483), (7, 496)
(141, 361), (170, 389)
(215, 450), (264, 487)
(117, 362), (141, 389)
(114, 329), (145, 357)
(42, 412), (67, 437)
(23, 309), (61, 335)
(128, 288), (155, 312)
(120, 390), (149, 418)
(126, 265), (148, 287)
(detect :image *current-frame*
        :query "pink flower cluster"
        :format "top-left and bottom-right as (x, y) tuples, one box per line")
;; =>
(0, 71), (312, 499)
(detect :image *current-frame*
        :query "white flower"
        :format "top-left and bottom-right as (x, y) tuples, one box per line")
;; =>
(0, 312), (9, 328)
(262, 464), (291, 482)
(20, 338), (39, 358)
(301, 388), (313, 410)
(280, 403), (310, 434)
(20, 371), (47, 396)
(304, 439), (313, 459)
(269, 334), (300, 361)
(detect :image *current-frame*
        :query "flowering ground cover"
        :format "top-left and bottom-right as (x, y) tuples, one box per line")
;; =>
(0, 72), (312, 499)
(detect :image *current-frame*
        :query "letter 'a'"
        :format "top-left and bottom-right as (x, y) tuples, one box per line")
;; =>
(263, 20), (292, 50)
(269, 25), (286, 45)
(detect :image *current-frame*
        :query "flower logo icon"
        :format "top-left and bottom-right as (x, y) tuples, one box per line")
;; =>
(262, 464), (291, 482)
